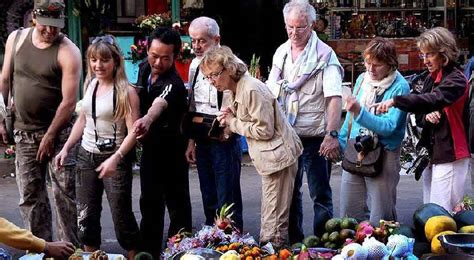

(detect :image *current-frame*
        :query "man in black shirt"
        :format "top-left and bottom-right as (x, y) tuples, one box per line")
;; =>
(133, 27), (191, 258)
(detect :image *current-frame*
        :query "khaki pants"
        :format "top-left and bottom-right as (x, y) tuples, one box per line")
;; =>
(260, 163), (297, 248)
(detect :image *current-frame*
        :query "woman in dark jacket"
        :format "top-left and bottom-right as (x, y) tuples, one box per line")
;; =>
(375, 27), (470, 212)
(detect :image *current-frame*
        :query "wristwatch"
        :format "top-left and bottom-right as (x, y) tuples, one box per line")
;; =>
(328, 130), (339, 138)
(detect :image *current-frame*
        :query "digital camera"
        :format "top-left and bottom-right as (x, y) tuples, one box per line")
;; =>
(354, 134), (377, 154)
(96, 139), (116, 152)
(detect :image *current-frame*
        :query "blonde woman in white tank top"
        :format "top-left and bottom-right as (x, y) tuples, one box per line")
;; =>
(54, 35), (140, 260)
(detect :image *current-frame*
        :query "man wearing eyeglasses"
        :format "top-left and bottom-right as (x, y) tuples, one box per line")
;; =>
(0, 0), (81, 247)
(267, 0), (343, 243)
(184, 16), (243, 232)
(133, 27), (191, 258)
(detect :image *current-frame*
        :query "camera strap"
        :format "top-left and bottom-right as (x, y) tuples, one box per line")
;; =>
(92, 80), (117, 143)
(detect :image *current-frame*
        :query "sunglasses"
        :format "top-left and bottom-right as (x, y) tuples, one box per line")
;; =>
(92, 35), (115, 45)
(34, 9), (64, 19)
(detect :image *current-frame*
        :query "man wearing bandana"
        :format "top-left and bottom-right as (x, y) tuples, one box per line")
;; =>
(0, 0), (81, 245)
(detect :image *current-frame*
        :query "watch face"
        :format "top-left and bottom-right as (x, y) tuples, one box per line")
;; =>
(330, 130), (338, 138)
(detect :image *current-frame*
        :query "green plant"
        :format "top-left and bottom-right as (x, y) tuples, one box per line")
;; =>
(249, 54), (261, 79)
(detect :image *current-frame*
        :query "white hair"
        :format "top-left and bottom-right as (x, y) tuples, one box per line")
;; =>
(283, 0), (317, 25)
(189, 16), (220, 37)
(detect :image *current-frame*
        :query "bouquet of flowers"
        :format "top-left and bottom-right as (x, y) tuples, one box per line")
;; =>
(129, 39), (148, 64)
(135, 13), (172, 34)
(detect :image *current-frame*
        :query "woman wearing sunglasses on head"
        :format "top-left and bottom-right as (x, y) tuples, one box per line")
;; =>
(54, 35), (140, 259)
(374, 27), (470, 212)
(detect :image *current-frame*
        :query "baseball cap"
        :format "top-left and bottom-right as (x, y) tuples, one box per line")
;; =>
(33, 0), (65, 28)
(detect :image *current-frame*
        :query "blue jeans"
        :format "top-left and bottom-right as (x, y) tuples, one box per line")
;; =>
(195, 135), (243, 231)
(289, 137), (333, 243)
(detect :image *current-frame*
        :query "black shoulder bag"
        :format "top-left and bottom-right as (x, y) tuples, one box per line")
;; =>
(182, 66), (225, 140)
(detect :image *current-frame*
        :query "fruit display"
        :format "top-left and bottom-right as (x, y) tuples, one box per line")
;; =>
(89, 250), (108, 260)
(165, 202), (474, 259)
(215, 243), (265, 259)
(319, 217), (358, 250)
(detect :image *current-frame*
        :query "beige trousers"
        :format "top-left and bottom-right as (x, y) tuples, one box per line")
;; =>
(260, 163), (297, 248)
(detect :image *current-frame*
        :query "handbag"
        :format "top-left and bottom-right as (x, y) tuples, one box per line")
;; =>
(341, 84), (384, 177)
(4, 28), (23, 144)
(182, 112), (224, 140)
(342, 139), (384, 177)
(182, 65), (225, 140)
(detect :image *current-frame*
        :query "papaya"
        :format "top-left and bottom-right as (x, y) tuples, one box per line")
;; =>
(431, 230), (455, 254)
(340, 217), (358, 230)
(413, 203), (451, 241)
(302, 235), (320, 248)
(459, 225), (474, 233)
(291, 242), (303, 250)
(392, 224), (416, 238)
(453, 210), (474, 228)
(325, 218), (342, 232)
(424, 215), (457, 242)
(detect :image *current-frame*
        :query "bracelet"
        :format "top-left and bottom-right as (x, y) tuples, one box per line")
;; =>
(117, 150), (124, 159)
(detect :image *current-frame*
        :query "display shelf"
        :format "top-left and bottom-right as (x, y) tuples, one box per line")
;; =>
(357, 7), (426, 11)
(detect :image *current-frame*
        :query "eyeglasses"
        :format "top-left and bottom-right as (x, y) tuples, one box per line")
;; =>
(92, 35), (115, 45)
(205, 68), (225, 81)
(285, 24), (310, 34)
(419, 52), (438, 60)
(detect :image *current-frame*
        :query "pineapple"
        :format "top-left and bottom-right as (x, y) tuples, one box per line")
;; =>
(215, 203), (235, 233)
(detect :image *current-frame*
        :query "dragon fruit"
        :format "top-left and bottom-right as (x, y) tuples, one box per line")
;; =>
(362, 237), (389, 260)
(340, 242), (369, 259)
(355, 221), (375, 243)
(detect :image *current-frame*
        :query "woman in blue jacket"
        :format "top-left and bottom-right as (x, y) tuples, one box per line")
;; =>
(338, 37), (410, 225)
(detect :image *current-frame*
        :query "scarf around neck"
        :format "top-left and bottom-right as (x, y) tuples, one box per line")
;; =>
(359, 70), (398, 108)
(267, 31), (342, 125)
